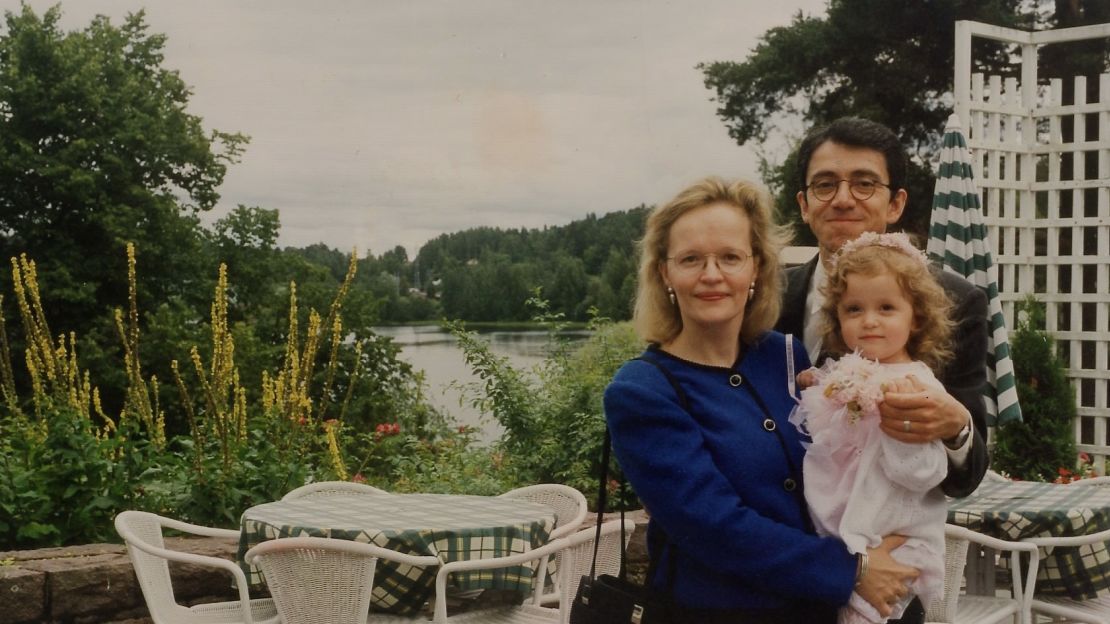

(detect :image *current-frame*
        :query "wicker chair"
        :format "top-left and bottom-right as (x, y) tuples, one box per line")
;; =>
(544, 518), (634, 622)
(498, 484), (589, 606)
(1024, 524), (1110, 623)
(282, 480), (390, 500)
(433, 518), (634, 623)
(924, 524), (1039, 624)
(114, 510), (280, 624)
(497, 484), (587, 540)
(1019, 469), (1110, 620)
(245, 536), (440, 623)
(925, 525), (972, 623)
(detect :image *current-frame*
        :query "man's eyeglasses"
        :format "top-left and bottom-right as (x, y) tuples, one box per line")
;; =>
(805, 178), (892, 202)
(666, 251), (751, 276)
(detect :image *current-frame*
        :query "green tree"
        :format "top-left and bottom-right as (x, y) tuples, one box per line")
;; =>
(542, 252), (588, 321)
(699, 0), (1108, 239)
(1039, 0), (1110, 88)
(210, 205), (281, 319)
(0, 5), (247, 409)
(992, 297), (1078, 481)
(599, 247), (637, 318)
(439, 253), (532, 322)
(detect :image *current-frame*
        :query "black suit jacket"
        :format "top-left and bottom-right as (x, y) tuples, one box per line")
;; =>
(777, 254), (990, 498)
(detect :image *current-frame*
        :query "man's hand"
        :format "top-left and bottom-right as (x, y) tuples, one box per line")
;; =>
(879, 374), (970, 443)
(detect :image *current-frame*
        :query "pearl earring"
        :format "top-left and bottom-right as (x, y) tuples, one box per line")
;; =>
(667, 286), (676, 306)
(748, 282), (756, 302)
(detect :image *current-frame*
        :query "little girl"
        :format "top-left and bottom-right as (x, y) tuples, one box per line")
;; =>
(790, 232), (955, 624)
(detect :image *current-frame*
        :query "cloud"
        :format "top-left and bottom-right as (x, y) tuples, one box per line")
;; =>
(21, 0), (829, 256)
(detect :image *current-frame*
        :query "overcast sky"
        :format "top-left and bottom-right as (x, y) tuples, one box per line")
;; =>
(16, 0), (829, 257)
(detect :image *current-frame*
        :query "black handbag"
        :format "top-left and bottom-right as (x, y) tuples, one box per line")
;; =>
(571, 573), (655, 624)
(569, 424), (666, 624)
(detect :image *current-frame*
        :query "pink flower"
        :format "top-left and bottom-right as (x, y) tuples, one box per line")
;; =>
(815, 352), (885, 425)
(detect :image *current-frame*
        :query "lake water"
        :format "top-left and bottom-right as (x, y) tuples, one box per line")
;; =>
(372, 326), (589, 444)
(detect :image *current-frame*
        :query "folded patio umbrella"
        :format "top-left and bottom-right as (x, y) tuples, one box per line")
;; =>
(927, 113), (1022, 425)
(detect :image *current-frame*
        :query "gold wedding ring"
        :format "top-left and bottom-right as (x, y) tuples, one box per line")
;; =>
(903, 420), (911, 433)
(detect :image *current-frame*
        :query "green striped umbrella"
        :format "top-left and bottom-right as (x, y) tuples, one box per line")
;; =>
(927, 113), (1022, 425)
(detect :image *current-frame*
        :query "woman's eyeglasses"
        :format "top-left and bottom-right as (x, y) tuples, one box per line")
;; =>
(805, 178), (891, 202)
(666, 251), (751, 276)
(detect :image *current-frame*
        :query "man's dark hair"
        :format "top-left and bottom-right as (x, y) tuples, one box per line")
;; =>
(795, 117), (907, 197)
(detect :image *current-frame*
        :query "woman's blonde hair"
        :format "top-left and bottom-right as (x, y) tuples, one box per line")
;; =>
(632, 176), (790, 345)
(820, 243), (954, 371)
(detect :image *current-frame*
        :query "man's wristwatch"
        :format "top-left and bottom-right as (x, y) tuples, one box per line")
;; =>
(944, 422), (971, 450)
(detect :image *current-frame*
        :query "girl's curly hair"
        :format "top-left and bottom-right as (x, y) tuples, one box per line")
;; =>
(820, 243), (954, 371)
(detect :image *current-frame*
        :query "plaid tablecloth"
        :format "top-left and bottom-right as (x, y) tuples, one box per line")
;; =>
(947, 479), (1110, 599)
(238, 493), (556, 615)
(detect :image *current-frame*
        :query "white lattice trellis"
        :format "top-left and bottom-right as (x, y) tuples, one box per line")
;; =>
(955, 21), (1110, 469)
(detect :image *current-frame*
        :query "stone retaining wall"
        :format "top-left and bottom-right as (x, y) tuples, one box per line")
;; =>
(0, 511), (648, 623)
(0, 537), (256, 624)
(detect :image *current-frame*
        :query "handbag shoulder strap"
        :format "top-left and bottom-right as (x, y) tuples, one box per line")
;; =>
(587, 428), (616, 580)
(636, 351), (690, 411)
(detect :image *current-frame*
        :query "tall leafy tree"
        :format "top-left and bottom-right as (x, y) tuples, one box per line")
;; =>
(699, 0), (1107, 239)
(210, 205), (281, 319)
(542, 252), (588, 320)
(0, 5), (247, 340)
(1040, 0), (1110, 86)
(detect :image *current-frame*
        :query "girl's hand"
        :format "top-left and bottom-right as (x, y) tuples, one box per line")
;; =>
(857, 535), (919, 617)
(881, 374), (923, 395)
(796, 367), (819, 389)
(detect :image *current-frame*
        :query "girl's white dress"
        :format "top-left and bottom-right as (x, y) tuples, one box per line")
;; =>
(790, 353), (948, 624)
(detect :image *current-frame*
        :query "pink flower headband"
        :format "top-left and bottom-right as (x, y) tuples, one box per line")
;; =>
(830, 232), (930, 270)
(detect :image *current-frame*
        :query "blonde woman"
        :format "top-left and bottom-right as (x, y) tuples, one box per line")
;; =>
(604, 177), (916, 623)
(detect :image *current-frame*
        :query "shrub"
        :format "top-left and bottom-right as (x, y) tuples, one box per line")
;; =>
(0, 247), (448, 545)
(450, 306), (642, 508)
(991, 296), (1078, 481)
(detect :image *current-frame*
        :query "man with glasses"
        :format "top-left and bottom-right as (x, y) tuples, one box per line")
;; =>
(778, 118), (989, 494)
(777, 116), (989, 623)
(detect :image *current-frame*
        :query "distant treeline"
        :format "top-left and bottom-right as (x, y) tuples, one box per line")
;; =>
(306, 205), (649, 324)
(420, 207), (646, 321)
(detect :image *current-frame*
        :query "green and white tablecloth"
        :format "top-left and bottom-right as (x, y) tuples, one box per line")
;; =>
(238, 493), (556, 615)
(948, 479), (1110, 599)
